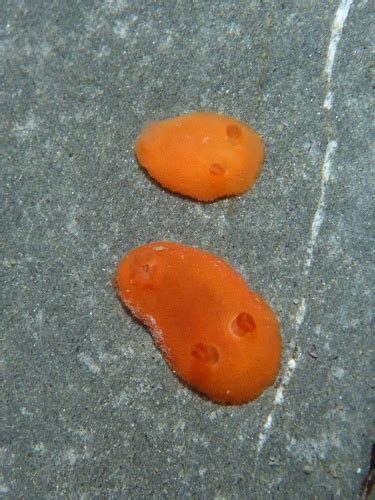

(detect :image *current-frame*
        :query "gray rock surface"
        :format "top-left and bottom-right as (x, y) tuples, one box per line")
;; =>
(1, 0), (374, 497)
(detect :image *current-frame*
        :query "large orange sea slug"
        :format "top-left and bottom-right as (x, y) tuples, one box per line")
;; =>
(114, 241), (281, 405)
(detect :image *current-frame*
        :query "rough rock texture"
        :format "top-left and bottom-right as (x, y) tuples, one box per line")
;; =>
(2, 0), (374, 497)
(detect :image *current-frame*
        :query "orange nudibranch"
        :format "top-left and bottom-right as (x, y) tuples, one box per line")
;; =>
(114, 241), (281, 405)
(135, 112), (265, 202)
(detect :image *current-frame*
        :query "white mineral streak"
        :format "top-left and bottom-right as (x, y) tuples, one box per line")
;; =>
(257, 0), (353, 456)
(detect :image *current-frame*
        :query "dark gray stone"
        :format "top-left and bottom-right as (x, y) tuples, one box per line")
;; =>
(2, 0), (373, 497)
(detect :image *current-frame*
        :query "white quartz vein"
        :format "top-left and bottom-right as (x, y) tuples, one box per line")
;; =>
(256, 0), (353, 457)
(305, 140), (338, 272)
(324, 0), (354, 110)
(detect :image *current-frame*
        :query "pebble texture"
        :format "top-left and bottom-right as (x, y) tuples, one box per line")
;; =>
(1, 0), (374, 498)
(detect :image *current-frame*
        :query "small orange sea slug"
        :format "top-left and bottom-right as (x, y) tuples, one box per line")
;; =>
(135, 112), (265, 202)
(114, 241), (281, 405)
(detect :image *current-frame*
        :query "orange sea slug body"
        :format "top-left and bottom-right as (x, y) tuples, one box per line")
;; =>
(135, 112), (265, 201)
(115, 242), (281, 405)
